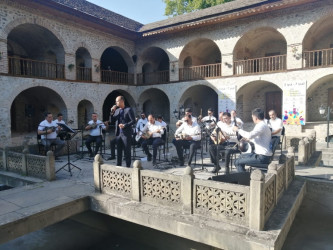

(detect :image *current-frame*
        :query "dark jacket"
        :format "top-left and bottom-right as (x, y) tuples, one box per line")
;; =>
(110, 107), (135, 137)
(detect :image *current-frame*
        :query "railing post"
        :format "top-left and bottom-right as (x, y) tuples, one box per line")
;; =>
(22, 148), (28, 176)
(45, 150), (55, 181)
(298, 139), (305, 164)
(93, 154), (103, 192)
(268, 163), (279, 205)
(249, 169), (265, 231)
(182, 166), (194, 214)
(132, 160), (142, 201)
(3, 147), (8, 171)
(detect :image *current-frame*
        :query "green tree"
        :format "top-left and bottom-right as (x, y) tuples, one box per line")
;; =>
(163, 0), (234, 16)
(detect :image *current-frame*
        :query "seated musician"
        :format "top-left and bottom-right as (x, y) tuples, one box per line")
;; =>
(209, 112), (239, 174)
(176, 107), (197, 127)
(141, 114), (164, 166)
(37, 112), (65, 156)
(173, 114), (201, 167)
(135, 112), (147, 147)
(231, 110), (244, 128)
(268, 109), (283, 139)
(55, 113), (67, 140)
(156, 114), (168, 141)
(200, 108), (216, 131)
(233, 108), (272, 172)
(85, 112), (107, 158)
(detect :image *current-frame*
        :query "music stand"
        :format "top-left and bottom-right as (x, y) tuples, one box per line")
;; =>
(56, 123), (81, 176)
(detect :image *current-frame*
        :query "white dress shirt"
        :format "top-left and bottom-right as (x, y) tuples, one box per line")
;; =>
(175, 122), (201, 141)
(268, 117), (283, 136)
(142, 122), (164, 138)
(87, 120), (106, 136)
(38, 120), (58, 139)
(220, 122), (238, 143)
(201, 115), (216, 129)
(238, 120), (272, 156)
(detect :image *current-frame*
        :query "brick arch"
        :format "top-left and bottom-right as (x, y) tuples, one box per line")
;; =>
(72, 42), (93, 58)
(2, 17), (69, 53)
(96, 43), (134, 62)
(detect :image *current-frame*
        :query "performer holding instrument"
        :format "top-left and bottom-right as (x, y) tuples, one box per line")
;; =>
(85, 112), (107, 158)
(199, 108), (216, 131)
(176, 107), (197, 127)
(38, 112), (65, 157)
(173, 114), (201, 167)
(140, 114), (164, 166)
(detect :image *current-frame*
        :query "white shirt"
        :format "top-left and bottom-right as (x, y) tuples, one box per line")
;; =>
(156, 120), (167, 128)
(238, 120), (272, 156)
(38, 120), (58, 139)
(55, 119), (65, 125)
(175, 122), (201, 141)
(268, 117), (283, 137)
(136, 118), (147, 132)
(180, 116), (197, 124)
(142, 121), (164, 138)
(88, 120), (106, 136)
(231, 117), (244, 129)
(220, 122), (238, 143)
(201, 115), (216, 129)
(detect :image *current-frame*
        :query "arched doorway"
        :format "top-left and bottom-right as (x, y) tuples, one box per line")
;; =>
(11, 87), (66, 133)
(77, 100), (94, 129)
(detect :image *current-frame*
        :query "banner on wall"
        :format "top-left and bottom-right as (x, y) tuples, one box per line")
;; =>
(282, 81), (306, 125)
(217, 85), (236, 113)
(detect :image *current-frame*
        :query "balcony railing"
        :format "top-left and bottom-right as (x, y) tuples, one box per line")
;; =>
(303, 48), (333, 68)
(234, 55), (286, 75)
(137, 70), (169, 85)
(179, 63), (221, 81)
(76, 67), (92, 82)
(8, 57), (65, 79)
(101, 70), (134, 85)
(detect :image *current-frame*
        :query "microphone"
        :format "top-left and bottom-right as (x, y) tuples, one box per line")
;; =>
(111, 105), (118, 115)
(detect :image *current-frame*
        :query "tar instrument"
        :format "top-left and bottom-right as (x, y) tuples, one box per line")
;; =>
(87, 122), (104, 130)
(45, 126), (57, 132)
(210, 127), (227, 144)
(141, 131), (152, 140)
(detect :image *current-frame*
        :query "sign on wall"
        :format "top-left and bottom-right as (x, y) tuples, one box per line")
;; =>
(217, 85), (236, 113)
(282, 81), (306, 125)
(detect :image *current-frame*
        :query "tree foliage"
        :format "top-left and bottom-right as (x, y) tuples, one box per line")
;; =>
(163, 0), (234, 16)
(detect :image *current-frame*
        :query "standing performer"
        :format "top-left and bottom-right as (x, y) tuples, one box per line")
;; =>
(173, 114), (201, 167)
(109, 96), (136, 168)
(38, 112), (65, 156)
(85, 113), (107, 158)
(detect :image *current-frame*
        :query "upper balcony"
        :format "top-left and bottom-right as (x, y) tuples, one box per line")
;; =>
(303, 48), (333, 68)
(179, 63), (221, 81)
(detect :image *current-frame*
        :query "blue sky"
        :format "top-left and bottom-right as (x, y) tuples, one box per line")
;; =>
(87, 0), (167, 24)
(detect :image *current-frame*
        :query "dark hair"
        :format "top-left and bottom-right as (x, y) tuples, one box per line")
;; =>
(157, 115), (163, 119)
(92, 112), (97, 116)
(57, 113), (63, 117)
(44, 112), (52, 117)
(222, 112), (231, 118)
(208, 108), (213, 112)
(185, 107), (192, 113)
(252, 108), (265, 120)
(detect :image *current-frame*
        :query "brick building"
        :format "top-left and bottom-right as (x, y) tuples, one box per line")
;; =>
(0, 0), (332, 145)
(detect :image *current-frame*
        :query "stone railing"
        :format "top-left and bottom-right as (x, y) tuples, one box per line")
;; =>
(285, 129), (316, 152)
(93, 154), (295, 231)
(297, 137), (316, 164)
(0, 148), (55, 181)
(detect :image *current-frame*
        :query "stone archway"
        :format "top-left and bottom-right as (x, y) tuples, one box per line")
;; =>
(237, 81), (282, 122)
(179, 85), (218, 118)
(11, 87), (67, 133)
(77, 100), (94, 128)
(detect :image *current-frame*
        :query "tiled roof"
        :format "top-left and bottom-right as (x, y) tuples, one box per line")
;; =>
(50, 0), (143, 32)
(139, 0), (271, 32)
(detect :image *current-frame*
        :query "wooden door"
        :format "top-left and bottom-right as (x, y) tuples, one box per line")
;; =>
(266, 91), (282, 119)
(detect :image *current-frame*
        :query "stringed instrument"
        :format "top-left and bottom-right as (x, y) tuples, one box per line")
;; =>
(210, 127), (227, 144)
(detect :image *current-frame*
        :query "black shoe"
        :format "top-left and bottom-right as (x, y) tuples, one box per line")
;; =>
(107, 156), (116, 160)
(210, 166), (221, 173)
(147, 154), (152, 161)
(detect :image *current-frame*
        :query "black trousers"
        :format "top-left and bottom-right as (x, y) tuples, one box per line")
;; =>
(209, 142), (240, 170)
(110, 137), (117, 157)
(172, 139), (201, 165)
(85, 135), (102, 155)
(116, 132), (132, 167)
(142, 137), (164, 161)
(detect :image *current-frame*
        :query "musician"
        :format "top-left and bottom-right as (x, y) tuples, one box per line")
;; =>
(37, 112), (65, 156)
(136, 112), (147, 133)
(176, 107), (197, 127)
(209, 112), (239, 174)
(231, 110), (244, 128)
(268, 110), (283, 138)
(140, 114), (164, 166)
(173, 114), (201, 167)
(109, 96), (136, 168)
(55, 113), (66, 140)
(85, 113), (106, 158)
(200, 108), (216, 130)
(233, 108), (272, 172)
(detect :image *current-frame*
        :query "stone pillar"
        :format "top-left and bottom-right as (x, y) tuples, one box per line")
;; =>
(181, 166), (194, 214)
(268, 163), (279, 204)
(221, 53), (233, 76)
(310, 130), (316, 152)
(169, 61), (179, 82)
(287, 43), (302, 70)
(45, 151), (55, 181)
(298, 139), (305, 164)
(249, 169), (265, 231)
(91, 58), (101, 82)
(132, 160), (142, 201)
(65, 53), (76, 80)
(0, 39), (8, 74)
(22, 148), (28, 176)
(93, 154), (103, 192)
(3, 147), (8, 171)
